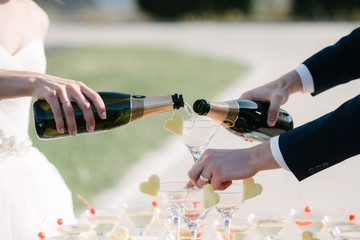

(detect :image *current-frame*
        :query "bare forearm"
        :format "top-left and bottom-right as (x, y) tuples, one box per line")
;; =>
(0, 69), (106, 136)
(277, 69), (303, 95)
(250, 141), (281, 173)
(0, 69), (39, 99)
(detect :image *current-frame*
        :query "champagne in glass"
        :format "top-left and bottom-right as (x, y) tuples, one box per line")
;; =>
(248, 212), (289, 240)
(123, 200), (156, 235)
(329, 210), (360, 239)
(290, 208), (329, 238)
(164, 102), (219, 161)
(82, 208), (122, 239)
(55, 217), (92, 239)
(181, 116), (220, 161)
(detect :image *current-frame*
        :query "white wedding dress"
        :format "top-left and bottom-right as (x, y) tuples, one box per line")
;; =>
(0, 39), (75, 239)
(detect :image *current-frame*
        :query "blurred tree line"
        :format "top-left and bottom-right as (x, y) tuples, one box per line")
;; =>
(292, 0), (360, 20)
(138, 0), (360, 20)
(137, 0), (251, 19)
(36, 0), (360, 21)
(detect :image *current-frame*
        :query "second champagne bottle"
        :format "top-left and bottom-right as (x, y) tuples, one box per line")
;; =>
(34, 92), (184, 139)
(192, 98), (293, 141)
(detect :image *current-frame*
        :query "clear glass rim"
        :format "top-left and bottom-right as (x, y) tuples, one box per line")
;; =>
(215, 182), (244, 194)
(159, 181), (193, 192)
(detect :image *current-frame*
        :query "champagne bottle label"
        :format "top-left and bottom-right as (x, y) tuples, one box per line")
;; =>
(130, 95), (175, 122)
(130, 95), (145, 122)
(224, 101), (240, 127)
(207, 100), (257, 128)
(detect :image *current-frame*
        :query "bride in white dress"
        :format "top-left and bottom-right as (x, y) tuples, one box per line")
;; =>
(0, 1), (106, 239)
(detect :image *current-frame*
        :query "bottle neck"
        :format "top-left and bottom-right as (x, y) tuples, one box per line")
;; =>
(207, 101), (239, 127)
(130, 94), (175, 122)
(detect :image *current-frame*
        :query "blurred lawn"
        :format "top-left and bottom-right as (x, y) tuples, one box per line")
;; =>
(28, 46), (247, 210)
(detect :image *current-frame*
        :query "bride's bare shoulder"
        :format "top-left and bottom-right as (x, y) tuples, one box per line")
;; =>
(28, 1), (50, 39)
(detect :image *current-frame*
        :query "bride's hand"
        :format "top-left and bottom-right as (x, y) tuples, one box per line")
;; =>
(31, 72), (106, 136)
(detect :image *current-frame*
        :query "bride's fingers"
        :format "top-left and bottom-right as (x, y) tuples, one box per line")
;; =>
(46, 94), (65, 134)
(58, 91), (77, 136)
(61, 101), (77, 136)
(70, 91), (95, 133)
(81, 85), (106, 120)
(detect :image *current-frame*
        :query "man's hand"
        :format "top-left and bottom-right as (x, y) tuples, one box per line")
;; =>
(240, 70), (302, 126)
(188, 141), (281, 190)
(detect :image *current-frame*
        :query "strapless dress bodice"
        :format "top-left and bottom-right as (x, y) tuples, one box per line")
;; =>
(0, 39), (46, 155)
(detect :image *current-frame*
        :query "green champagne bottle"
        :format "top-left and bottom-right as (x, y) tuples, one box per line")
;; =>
(193, 98), (293, 141)
(34, 92), (184, 139)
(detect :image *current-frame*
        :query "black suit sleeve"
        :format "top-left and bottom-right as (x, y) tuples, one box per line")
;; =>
(303, 27), (360, 96)
(278, 27), (360, 181)
(279, 94), (360, 181)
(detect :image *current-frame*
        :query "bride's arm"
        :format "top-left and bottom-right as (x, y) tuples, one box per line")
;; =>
(0, 69), (106, 136)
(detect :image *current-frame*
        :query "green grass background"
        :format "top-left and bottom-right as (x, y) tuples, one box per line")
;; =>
(28, 46), (247, 210)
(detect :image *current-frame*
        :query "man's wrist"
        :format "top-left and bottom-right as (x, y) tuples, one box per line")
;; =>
(251, 141), (282, 172)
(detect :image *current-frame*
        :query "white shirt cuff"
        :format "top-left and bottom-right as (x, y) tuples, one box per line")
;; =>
(270, 136), (290, 171)
(295, 64), (314, 94)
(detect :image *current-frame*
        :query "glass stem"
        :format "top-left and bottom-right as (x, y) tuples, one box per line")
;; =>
(188, 147), (203, 161)
(190, 227), (198, 240)
(224, 218), (232, 240)
(173, 215), (180, 240)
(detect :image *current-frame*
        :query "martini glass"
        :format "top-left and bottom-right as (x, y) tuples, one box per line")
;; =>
(180, 112), (220, 161)
(81, 208), (122, 239)
(290, 208), (329, 238)
(179, 187), (212, 240)
(123, 200), (156, 235)
(328, 210), (360, 239)
(214, 183), (244, 240)
(331, 224), (360, 239)
(247, 212), (289, 240)
(159, 181), (192, 240)
(55, 217), (92, 240)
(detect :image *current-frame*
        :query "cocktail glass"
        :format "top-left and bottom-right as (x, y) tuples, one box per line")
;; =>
(247, 212), (289, 240)
(55, 217), (92, 240)
(290, 208), (329, 238)
(214, 183), (244, 240)
(81, 208), (122, 239)
(331, 224), (360, 239)
(159, 181), (193, 240)
(180, 114), (220, 161)
(213, 217), (254, 240)
(179, 187), (212, 240)
(328, 210), (360, 239)
(123, 200), (156, 235)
